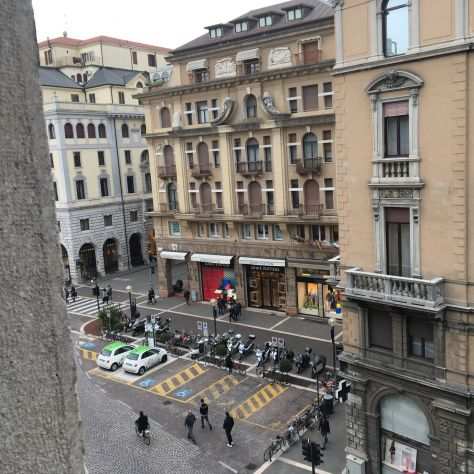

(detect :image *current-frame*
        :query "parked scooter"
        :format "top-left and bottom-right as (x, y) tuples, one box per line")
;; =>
(270, 344), (279, 367)
(238, 334), (256, 360)
(295, 347), (312, 374)
(255, 346), (264, 367)
(227, 333), (242, 355)
(261, 341), (272, 365)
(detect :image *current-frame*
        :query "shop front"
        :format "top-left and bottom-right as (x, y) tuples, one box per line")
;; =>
(191, 254), (236, 301)
(159, 250), (189, 294)
(240, 257), (286, 311)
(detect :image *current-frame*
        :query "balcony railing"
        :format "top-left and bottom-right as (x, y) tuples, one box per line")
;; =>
(192, 203), (224, 216)
(296, 157), (322, 176)
(158, 165), (177, 179)
(371, 158), (421, 183)
(191, 165), (212, 179)
(294, 50), (321, 66)
(236, 161), (264, 176)
(159, 202), (179, 214)
(345, 268), (444, 309)
(239, 203), (266, 217)
(287, 204), (323, 217)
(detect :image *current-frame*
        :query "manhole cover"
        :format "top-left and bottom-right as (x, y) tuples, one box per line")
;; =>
(163, 400), (172, 405)
(245, 463), (257, 470)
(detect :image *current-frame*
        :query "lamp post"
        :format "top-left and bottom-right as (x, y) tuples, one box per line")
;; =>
(328, 317), (337, 378)
(91, 279), (100, 312)
(126, 285), (133, 318)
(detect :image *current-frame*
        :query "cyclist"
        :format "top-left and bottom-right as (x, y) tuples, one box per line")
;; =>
(135, 411), (149, 436)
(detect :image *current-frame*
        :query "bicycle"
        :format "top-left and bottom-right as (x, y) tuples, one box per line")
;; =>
(263, 435), (284, 462)
(135, 424), (151, 446)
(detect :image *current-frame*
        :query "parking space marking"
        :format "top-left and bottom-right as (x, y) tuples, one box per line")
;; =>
(188, 374), (240, 405)
(152, 363), (207, 396)
(80, 349), (98, 361)
(230, 383), (287, 420)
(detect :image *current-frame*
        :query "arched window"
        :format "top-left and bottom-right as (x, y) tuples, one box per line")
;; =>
(303, 133), (318, 160)
(167, 182), (177, 210)
(48, 123), (56, 139)
(64, 123), (74, 139)
(160, 107), (171, 128)
(197, 142), (210, 171)
(121, 123), (129, 138)
(136, 81), (143, 89)
(245, 94), (257, 119)
(98, 123), (107, 138)
(140, 124), (146, 136)
(163, 145), (175, 170)
(77, 73), (83, 83)
(246, 138), (259, 164)
(87, 123), (96, 139)
(76, 123), (85, 139)
(382, 0), (409, 57)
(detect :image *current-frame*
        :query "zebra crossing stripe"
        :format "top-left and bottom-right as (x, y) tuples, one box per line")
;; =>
(68, 297), (101, 315)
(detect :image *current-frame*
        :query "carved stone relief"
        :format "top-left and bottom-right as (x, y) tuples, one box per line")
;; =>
(268, 47), (292, 70)
(215, 58), (236, 79)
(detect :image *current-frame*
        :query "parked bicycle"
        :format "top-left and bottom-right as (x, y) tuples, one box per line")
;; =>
(135, 424), (151, 446)
(263, 435), (284, 462)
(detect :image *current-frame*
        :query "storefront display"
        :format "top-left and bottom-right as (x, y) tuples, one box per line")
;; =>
(201, 264), (237, 301)
(382, 436), (417, 474)
(246, 265), (286, 311)
(296, 269), (339, 317)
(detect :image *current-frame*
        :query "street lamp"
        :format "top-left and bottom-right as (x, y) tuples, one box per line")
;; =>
(91, 279), (100, 312)
(328, 317), (337, 378)
(126, 285), (133, 318)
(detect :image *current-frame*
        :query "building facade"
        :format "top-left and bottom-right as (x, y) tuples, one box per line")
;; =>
(333, 1), (474, 473)
(39, 35), (169, 282)
(140, 1), (340, 316)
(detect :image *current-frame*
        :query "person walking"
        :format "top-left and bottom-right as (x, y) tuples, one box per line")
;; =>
(184, 410), (196, 444)
(235, 302), (242, 320)
(107, 284), (112, 302)
(212, 305), (218, 320)
(64, 286), (70, 304)
(184, 289), (191, 305)
(70, 285), (77, 303)
(319, 414), (330, 449)
(223, 411), (234, 447)
(225, 353), (233, 375)
(199, 399), (212, 430)
(148, 288), (156, 304)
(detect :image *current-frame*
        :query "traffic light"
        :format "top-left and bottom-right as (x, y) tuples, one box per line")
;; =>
(301, 439), (323, 467)
(302, 439), (312, 462)
(313, 442), (323, 466)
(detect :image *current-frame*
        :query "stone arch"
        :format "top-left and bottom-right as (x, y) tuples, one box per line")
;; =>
(103, 238), (119, 274)
(367, 69), (424, 95)
(78, 243), (97, 280)
(98, 123), (107, 138)
(87, 123), (96, 138)
(129, 233), (144, 267)
(76, 123), (85, 139)
(64, 122), (74, 139)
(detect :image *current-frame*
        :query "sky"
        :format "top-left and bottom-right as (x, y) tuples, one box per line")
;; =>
(32, 0), (278, 49)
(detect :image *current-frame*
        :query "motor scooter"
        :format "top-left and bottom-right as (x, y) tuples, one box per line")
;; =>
(227, 333), (242, 355)
(238, 334), (256, 360)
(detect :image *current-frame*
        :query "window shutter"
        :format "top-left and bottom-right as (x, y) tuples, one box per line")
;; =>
(383, 101), (409, 117)
(385, 207), (409, 223)
(302, 85), (318, 111)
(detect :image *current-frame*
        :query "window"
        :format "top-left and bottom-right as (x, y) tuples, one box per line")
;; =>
(89, 93), (96, 104)
(57, 221), (61, 232)
(211, 99), (219, 120)
(48, 123), (55, 139)
(80, 51), (95, 64)
(125, 150), (131, 165)
(130, 210), (138, 222)
(324, 178), (334, 210)
(169, 222), (181, 236)
(385, 207), (411, 277)
(368, 309), (393, 350)
(245, 94), (257, 119)
(71, 94), (79, 103)
(382, 0), (409, 57)
(323, 130), (332, 162)
(296, 224), (305, 240)
(167, 183), (177, 210)
(104, 215), (113, 227)
(98, 123), (106, 138)
(132, 51), (138, 65)
(288, 133), (297, 164)
(196, 101), (208, 124)
(287, 7), (303, 21)
(288, 87), (298, 113)
(87, 123), (96, 138)
(257, 224), (269, 240)
(323, 82), (333, 109)
(302, 85), (318, 111)
(189, 182), (198, 208)
(234, 138), (242, 164)
(266, 189), (274, 214)
(329, 224), (339, 242)
(97, 151), (105, 166)
(75, 73), (82, 83)
(73, 152), (81, 168)
(185, 103), (193, 125)
(290, 179), (300, 209)
(246, 138), (259, 165)
(259, 15), (272, 27)
(136, 82), (143, 89)
(311, 225), (325, 241)
(76, 123), (85, 139)
(53, 182), (58, 201)
(100, 177), (109, 197)
(160, 107), (171, 128)
(212, 140), (220, 167)
(145, 173), (152, 194)
(215, 182), (223, 208)
(242, 223), (252, 239)
(209, 223), (220, 238)
(76, 180), (86, 200)
(118, 91), (125, 104)
(384, 101), (409, 157)
(141, 124), (146, 136)
(408, 318), (434, 361)
(186, 142), (194, 168)
(263, 136), (272, 172)
(303, 133), (318, 160)
(223, 223), (230, 239)
(244, 59), (259, 75)
(121, 123), (129, 138)
(273, 224), (283, 241)
(50, 153), (54, 168)
(64, 123), (74, 139)
(235, 21), (248, 33)
(193, 69), (209, 83)
(209, 27), (223, 39)
(44, 49), (53, 65)
(148, 54), (157, 67)
(126, 175), (135, 194)
(80, 218), (90, 231)
(197, 223), (205, 237)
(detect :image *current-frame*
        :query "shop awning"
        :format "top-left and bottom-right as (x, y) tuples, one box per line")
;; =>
(186, 58), (208, 72)
(191, 254), (233, 265)
(236, 48), (260, 62)
(159, 251), (188, 261)
(239, 257), (285, 267)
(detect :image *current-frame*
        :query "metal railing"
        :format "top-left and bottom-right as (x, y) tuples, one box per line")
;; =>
(295, 157), (322, 175)
(191, 165), (212, 178)
(238, 203), (266, 217)
(287, 204), (323, 217)
(158, 165), (177, 179)
(159, 202), (179, 214)
(236, 161), (264, 176)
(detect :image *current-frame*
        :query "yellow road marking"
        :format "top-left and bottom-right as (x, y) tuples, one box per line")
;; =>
(152, 363), (207, 396)
(188, 374), (240, 404)
(80, 348), (98, 361)
(230, 383), (287, 420)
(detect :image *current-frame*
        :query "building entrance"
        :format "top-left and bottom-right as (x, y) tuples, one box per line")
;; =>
(246, 266), (286, 311)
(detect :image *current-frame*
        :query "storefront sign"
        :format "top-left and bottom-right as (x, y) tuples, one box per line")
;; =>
(249, 265), (284, 272)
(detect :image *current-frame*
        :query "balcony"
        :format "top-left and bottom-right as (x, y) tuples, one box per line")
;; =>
(370, 158), (423, 186)
(158, 165), (177, 179)
(191, 165), (212, 179)
(296, 157), (322, 176)
(238, 203), (265, 217)
(192, 203), (224, 216)
(159, 202), (179, 215)
(345, 268), (444, 310)
(294, 50), (321, 66)
(236, 161), (263, 177)
(287, 204), (323, 217)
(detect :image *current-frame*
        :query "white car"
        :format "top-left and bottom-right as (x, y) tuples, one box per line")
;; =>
(96, 342), (135, 371)
(123, 345), (168, 375)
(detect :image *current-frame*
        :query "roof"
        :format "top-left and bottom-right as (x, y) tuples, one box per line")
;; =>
(38, 66), (82, 89)
(85, 67), (142, 88)
(38, 35), (170, 53)
(129, 345), (150, 354)
(173, 0), (333, 54)
(103, 341), (131, 350)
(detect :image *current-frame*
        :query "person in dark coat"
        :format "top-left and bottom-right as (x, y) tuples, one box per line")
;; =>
(184, 289), (191, 305)
(212, 305), (218, 319)
(107, 284), (112, 302)
(223, 411), (234, 447)
(184, 410), (196, 444)
(235, 302), (242, 320)
(319, 415), (330, 449)
(199, 399), (212, 430)
(70, 286), (77, 303)
(225, 354), (233, 374)
(64, 286), (70, 304)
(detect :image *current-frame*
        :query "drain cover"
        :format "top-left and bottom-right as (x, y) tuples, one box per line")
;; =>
(245, 463), (257, 470)
(163, 400), (172, 405)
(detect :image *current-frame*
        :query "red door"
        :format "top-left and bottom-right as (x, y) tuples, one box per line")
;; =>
(201, 265), (224, 301)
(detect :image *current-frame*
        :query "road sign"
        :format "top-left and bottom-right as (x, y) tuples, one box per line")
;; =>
(174, 388), (192, 398)
(202, 321), (208, 337)
(139, 379), (156, 389)
(278, 338), (285, 348)
(197, 321), (203, 331)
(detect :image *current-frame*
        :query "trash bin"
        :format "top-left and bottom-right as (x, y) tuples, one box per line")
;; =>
(321, 393), (334, 416)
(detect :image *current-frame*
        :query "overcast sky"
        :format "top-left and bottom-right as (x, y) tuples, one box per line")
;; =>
(32, 0), (278, 49)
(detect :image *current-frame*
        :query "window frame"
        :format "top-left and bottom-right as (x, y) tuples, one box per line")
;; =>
(104, 215), (113, 227)
(168, 221), (181, 236)
(100, 177), (109, 197)
(73, 152), (81, 168)
(235, 21), (249, 33)
(382, 0), (409, 58)
(97, 151), (105, 167)
(148, 54), (157, 67)
(126, 175), (135, 194)
(196, 101), (209, 124)
(118, 91), (125, 105)
(259, 15), (273, 27)
(130, 210), (138, 222)
(79, 218), (90, 231)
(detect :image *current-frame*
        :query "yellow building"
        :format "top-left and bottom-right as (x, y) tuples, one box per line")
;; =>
(39, 34), (169, 282)
(333, 1), (474, 473)
(140, 1), (340, 316)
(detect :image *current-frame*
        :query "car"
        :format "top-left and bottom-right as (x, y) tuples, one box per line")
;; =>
(123, 345), (168, 375)
(96, 342), (135, 371)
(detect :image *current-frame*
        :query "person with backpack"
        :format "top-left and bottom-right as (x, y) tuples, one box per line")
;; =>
(223, 411), (234, 447)
(199, 399), (212, 430)
(184, 410), (196, 444)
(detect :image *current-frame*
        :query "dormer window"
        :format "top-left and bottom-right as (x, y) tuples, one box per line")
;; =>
(235, 21), (248, 33)
(259, 15), (273, 27)
(287, 7), (303, 21)
(209, 27), (223, 39)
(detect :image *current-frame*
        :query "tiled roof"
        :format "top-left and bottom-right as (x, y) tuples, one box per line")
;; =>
(38, 67), (82, 89)
(85, 67), (142, 88)
(38, 35), (170, 53)
(173, 0), (333, 54)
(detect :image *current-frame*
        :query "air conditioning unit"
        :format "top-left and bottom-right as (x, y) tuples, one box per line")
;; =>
(345, 455), (366, 474)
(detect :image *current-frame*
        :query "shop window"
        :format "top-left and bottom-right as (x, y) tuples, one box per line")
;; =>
(256, 223), (269, 240)
(382, 0), (409, 57)
(407, 317), (434, 361)
(242, 223), (252, 240)
(368, 308), (393, 350)
(169, 222), (181, 236)
(273, 224), (283, 241)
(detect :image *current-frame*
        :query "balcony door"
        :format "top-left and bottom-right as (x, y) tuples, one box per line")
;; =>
(303, 179), (319, 215)
(385, 207), (410, 276)
(302, 41), (319, 64)
(197, 142), (210, 172)
(199, 182), (212, 210)
(164, 145), (175, 169)
(248, 181), (262, 213)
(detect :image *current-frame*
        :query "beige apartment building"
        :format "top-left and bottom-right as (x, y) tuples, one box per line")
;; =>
(140, 1), (340, 316)
(39, 35), (169, 282)
(333, 1), (474, 473)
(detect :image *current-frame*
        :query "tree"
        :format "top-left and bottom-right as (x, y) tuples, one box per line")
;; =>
(97, 306), (123, 331)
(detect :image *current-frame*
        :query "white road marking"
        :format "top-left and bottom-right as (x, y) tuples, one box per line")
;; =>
(270, 316), (290, 330)
(218, 461), (238, 473)
(335, 331), (343, 341)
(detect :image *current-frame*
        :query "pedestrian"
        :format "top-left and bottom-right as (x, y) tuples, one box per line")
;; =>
(199, 399), (212, 430)
(71, 285), (77, 303)
(229, 303), (235, 322)
(184, 289), (191, 305)
(184, 410), (196, 444)
(102, 291), (109, 305)
(235, 302), (242, 320)
(148, 288), (156, 304)
(107, 284), (112, 302)
(64, 286), (70, 304)
(212, 305), (217, 319)
(319, 414), (330, 449)
(217, 298), (225, 315)
(223, 411), (234, 447)
(225, 353), (233, 375)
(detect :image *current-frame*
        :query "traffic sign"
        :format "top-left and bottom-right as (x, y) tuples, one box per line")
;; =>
(278, 337), (285, 348)
(197, 321), (203, 331)
(202, 321), (208, 337)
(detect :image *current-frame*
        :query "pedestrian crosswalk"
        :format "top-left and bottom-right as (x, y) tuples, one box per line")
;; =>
(67, 296), (102, 316)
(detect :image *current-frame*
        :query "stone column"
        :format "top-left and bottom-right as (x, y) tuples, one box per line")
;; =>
(187, 260), (201, 301)
(271, 127), (288, 215)
(157, 257), (172, 297)
(219, 129), (236, 214)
